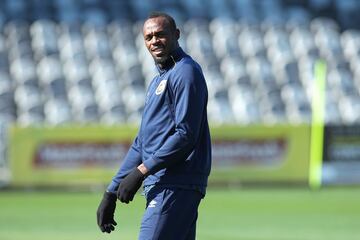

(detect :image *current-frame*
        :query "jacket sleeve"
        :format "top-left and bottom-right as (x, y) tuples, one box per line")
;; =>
(107, 136), (142, 193)
(143, 63), (207, 174)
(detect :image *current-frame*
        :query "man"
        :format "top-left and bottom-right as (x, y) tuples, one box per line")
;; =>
(97, 12), (211, 240)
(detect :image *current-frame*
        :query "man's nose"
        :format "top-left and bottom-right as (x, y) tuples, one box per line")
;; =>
(151, 36), (160, 44)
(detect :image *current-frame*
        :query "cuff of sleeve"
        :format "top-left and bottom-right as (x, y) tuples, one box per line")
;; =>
(104, 191), (117, 201)
(106, 181), (119, 194)
(143, 156), (161, 174)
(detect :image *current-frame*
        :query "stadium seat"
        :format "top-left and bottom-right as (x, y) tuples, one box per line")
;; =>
(0, 0), (358, 126)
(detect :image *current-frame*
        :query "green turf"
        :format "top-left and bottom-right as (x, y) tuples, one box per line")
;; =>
(0, 187), (359, 240)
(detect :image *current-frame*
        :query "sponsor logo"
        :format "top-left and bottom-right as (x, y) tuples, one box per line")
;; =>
(325, 125), (360, 162)
(34, 142), (130, 168)
(212, 139), (287, 167)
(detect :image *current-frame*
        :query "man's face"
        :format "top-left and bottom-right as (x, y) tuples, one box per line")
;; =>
(143, 17), (179, 65)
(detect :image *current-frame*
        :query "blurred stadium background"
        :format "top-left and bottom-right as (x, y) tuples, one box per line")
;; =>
(0, 0), (360, 239)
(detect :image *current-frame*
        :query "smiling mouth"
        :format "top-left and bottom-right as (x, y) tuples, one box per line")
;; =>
(151, 47), (165, 56)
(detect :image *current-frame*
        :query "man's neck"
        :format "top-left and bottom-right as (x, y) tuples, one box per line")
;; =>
(156, 47), (182, 71)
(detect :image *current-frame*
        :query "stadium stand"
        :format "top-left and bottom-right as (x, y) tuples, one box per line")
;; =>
(0, 0), (360, 168)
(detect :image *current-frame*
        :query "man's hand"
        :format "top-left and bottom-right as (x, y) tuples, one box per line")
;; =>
(117, 168), (144, 203)
(96, 191), (117, 233)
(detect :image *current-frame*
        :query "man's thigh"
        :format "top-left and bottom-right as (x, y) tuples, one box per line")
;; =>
(138, 186), (202, 240)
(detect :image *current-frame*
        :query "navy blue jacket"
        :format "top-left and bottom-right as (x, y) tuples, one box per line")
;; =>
(107, 47), (211, 193)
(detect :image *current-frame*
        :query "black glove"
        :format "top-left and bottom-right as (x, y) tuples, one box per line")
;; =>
(96, 191), (117, 233)
(117, 168), (144, 204)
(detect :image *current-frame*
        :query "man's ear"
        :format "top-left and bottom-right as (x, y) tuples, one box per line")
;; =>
(175, 29), (180, 40)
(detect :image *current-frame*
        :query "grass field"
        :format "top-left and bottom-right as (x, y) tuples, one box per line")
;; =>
(0, 187), (359, 240)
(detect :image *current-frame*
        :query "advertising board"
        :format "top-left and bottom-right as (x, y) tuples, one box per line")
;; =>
(9, 124), (311, 186)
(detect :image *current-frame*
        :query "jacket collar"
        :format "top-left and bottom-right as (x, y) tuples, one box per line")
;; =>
(156, 47), (185, 74)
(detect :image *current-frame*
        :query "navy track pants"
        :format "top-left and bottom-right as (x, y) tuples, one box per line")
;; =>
(138, 186), (202, 240)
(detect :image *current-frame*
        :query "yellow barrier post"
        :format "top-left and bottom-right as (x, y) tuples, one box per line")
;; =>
(309, 59), (327, 190)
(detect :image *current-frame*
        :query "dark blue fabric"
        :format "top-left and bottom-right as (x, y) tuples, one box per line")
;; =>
(107, 47), (211, 194)
(138, 186), (202, 240)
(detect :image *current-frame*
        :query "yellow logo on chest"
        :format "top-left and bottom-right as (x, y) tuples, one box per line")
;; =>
(155, 80), (167, 95)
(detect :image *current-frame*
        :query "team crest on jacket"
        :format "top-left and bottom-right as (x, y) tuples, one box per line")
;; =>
(155, 80), (167, 95)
